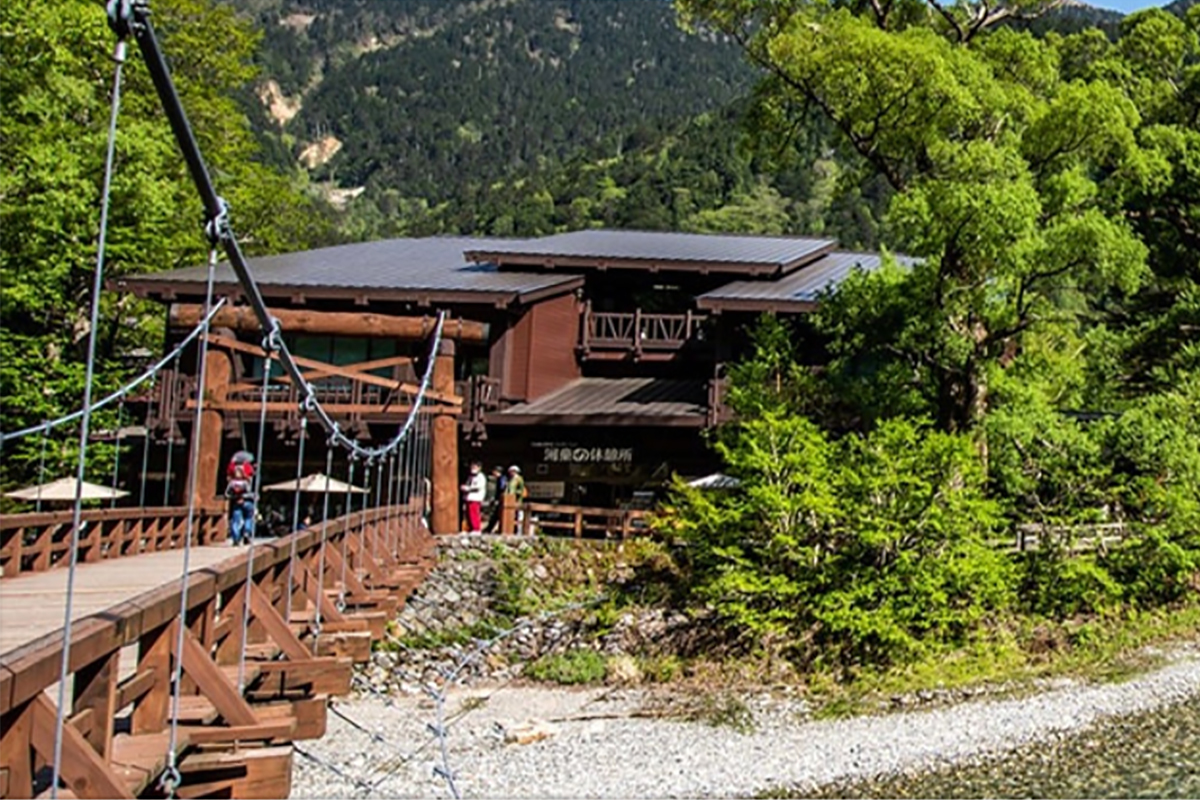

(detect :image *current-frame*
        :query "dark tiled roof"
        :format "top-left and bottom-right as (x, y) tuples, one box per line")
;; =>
(115, 237), (581, 305)
(465, 230), (836, 275)
(697, 251), (917, 312)
(491, 378), (707, 426)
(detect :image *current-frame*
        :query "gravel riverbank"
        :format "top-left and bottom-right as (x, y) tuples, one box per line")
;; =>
(292, 644), (1200, 799)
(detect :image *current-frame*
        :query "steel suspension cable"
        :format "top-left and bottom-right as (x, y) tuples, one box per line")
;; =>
(0, 297), (227, 445)
(160, 246), (219, 799)
(337, 457), (356, 611)
(49, 34), (127, 799)
(236, 346), (273, 693)
(162, 353), (180, 506)
(138, 383), (153, 508)
(35, 428), (49, 514)
(372, 456), (384, 560)
(284, 414), (309, 619)
(110, 396), (125, 507)
(311, 443), (335, 655)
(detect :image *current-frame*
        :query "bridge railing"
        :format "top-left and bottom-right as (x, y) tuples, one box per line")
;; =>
(0, 505), (227, 578)
(0, 502), (435, 799)
(515, 501), (649, 539)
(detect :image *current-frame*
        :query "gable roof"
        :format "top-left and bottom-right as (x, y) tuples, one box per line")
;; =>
(697, 251), (918, 313)
(114, 237), (582, 307)
(490, 378), (707, 427)
(464, 229), (836, 276)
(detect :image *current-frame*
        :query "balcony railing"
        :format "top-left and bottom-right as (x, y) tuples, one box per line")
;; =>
(579, 304), (707, 357)
(454, 375), (503, 438)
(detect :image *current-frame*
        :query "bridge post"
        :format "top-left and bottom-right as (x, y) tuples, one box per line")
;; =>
(192, 331), (233, 511)
(431, 339), (459, 535)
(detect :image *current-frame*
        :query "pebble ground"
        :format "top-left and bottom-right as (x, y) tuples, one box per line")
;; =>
(291, 645), (1200, 799)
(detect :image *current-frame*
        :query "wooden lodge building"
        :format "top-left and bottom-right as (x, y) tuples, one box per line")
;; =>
(115, 230), (898, 531)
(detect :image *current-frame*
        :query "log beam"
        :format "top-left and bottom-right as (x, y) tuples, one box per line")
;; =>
(431, 339), (459, 535)
(171, 304), (489, 343)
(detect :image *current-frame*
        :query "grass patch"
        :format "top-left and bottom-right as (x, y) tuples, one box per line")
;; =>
(804, 602), (1200, 719)
(385, 619), (505, 651)
(524, 648), (608, 685)
(684, 693), (756, 734)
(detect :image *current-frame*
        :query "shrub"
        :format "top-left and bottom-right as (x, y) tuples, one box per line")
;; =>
(663, 415), (1015, 668)
(524, 648), (607, 685)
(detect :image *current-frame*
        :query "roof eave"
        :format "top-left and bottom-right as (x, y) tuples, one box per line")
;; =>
(114, 277), (526, 309)
(465, 252), (785, 277)
(695, 297), (819, 314)
(485, 412), (707, 428)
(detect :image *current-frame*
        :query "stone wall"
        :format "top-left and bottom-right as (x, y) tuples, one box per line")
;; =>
(362, 533), (699, 695)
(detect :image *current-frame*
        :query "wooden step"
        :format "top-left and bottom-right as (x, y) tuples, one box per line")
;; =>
(220, 662), (263, 687)
(109, 730), (191, 796)
(174, 695), (220, 725)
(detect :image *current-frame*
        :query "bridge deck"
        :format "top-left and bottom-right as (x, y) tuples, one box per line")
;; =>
(0, 545), (235, 658)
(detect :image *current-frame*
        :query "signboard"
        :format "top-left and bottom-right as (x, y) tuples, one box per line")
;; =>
(538, 445), (633, 464)
(526, 481), (565, 500)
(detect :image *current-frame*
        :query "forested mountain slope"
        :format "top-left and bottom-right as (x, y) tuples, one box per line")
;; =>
(234, 0), (757, 204)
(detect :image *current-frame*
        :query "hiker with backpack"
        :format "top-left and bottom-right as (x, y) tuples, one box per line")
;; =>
(225, 455), (257, 545)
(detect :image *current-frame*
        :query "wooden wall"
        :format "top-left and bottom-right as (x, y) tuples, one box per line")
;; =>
(496, 293), (582, 402)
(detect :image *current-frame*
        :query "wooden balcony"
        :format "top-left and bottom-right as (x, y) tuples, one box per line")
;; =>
(579, 304), (708, 359)
(454, 375), (503, 439)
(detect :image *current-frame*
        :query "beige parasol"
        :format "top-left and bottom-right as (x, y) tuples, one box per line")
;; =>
(261, 472), (368, 494)
(5, 476), (130, 502)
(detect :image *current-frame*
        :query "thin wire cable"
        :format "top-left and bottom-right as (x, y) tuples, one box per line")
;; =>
(357, 458), (375, 583)
(109, 396), (125, 507)
(312, 443), (335, 655)
(0, 298), (227, 444)
(49, 37), (126, 799)
(35, 427), (49, 514)
(372, 456), (384, 560)
(160, 247), (218, 799)
(138, 383), (152, 508)
(162, 354), (180, 505)
(284, 415), (309, 619)
(338, 457), (356, 611)
(236, 348), (273, 693)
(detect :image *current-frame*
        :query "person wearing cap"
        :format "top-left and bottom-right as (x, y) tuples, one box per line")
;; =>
(503, 465), (528, 531)
(503, 465), (527, 504)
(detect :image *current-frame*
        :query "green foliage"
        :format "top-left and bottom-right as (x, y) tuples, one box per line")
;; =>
(663, 408), (1014, 667)
(524, 648), (608, 685)
(0, 0), (339, 495)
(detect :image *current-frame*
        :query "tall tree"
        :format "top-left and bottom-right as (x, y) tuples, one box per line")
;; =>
(0, 0), (336, 489)
(677, 0), (1150, 435)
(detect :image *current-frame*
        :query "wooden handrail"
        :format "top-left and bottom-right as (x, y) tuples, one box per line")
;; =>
(0, 505), (228, 578)
(0, 501), (435, 798)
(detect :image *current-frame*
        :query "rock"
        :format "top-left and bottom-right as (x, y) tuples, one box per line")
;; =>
(499, 718), (558, 745)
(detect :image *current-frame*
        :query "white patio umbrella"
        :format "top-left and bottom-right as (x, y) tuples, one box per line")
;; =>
(261, 472), (368, 494)
(685, 472), (741, 490)
(5, 476), (130, 502)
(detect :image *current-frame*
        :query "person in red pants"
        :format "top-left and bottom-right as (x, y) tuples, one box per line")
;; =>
(460, 461), (486, 534)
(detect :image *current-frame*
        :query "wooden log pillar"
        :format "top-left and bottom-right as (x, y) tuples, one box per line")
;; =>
(192, 329), (233, 509)
(430, 339), (458, 536)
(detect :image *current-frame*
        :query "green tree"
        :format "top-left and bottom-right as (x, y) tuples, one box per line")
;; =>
(678, 1), (1150, 434)
(0, 0), (337, 493)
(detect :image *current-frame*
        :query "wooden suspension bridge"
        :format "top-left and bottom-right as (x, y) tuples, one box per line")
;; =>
(0, 502), (436, 799)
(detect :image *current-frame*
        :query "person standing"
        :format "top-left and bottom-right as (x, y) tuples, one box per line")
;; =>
(460, 461), (487, 534)
(504, 464), (527, 531)
(225, 462), (256, 545)
(484, 465), (506, 534)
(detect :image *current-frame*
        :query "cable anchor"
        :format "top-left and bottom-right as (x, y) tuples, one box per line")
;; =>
(203, 196), (231, 245)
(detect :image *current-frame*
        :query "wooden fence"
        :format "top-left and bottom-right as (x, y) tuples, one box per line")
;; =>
(515, 501), (649, 540)
(0, 503), (435, 799)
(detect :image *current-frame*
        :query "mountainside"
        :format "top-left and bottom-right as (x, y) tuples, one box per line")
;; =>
(235, 0), (756, 204)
